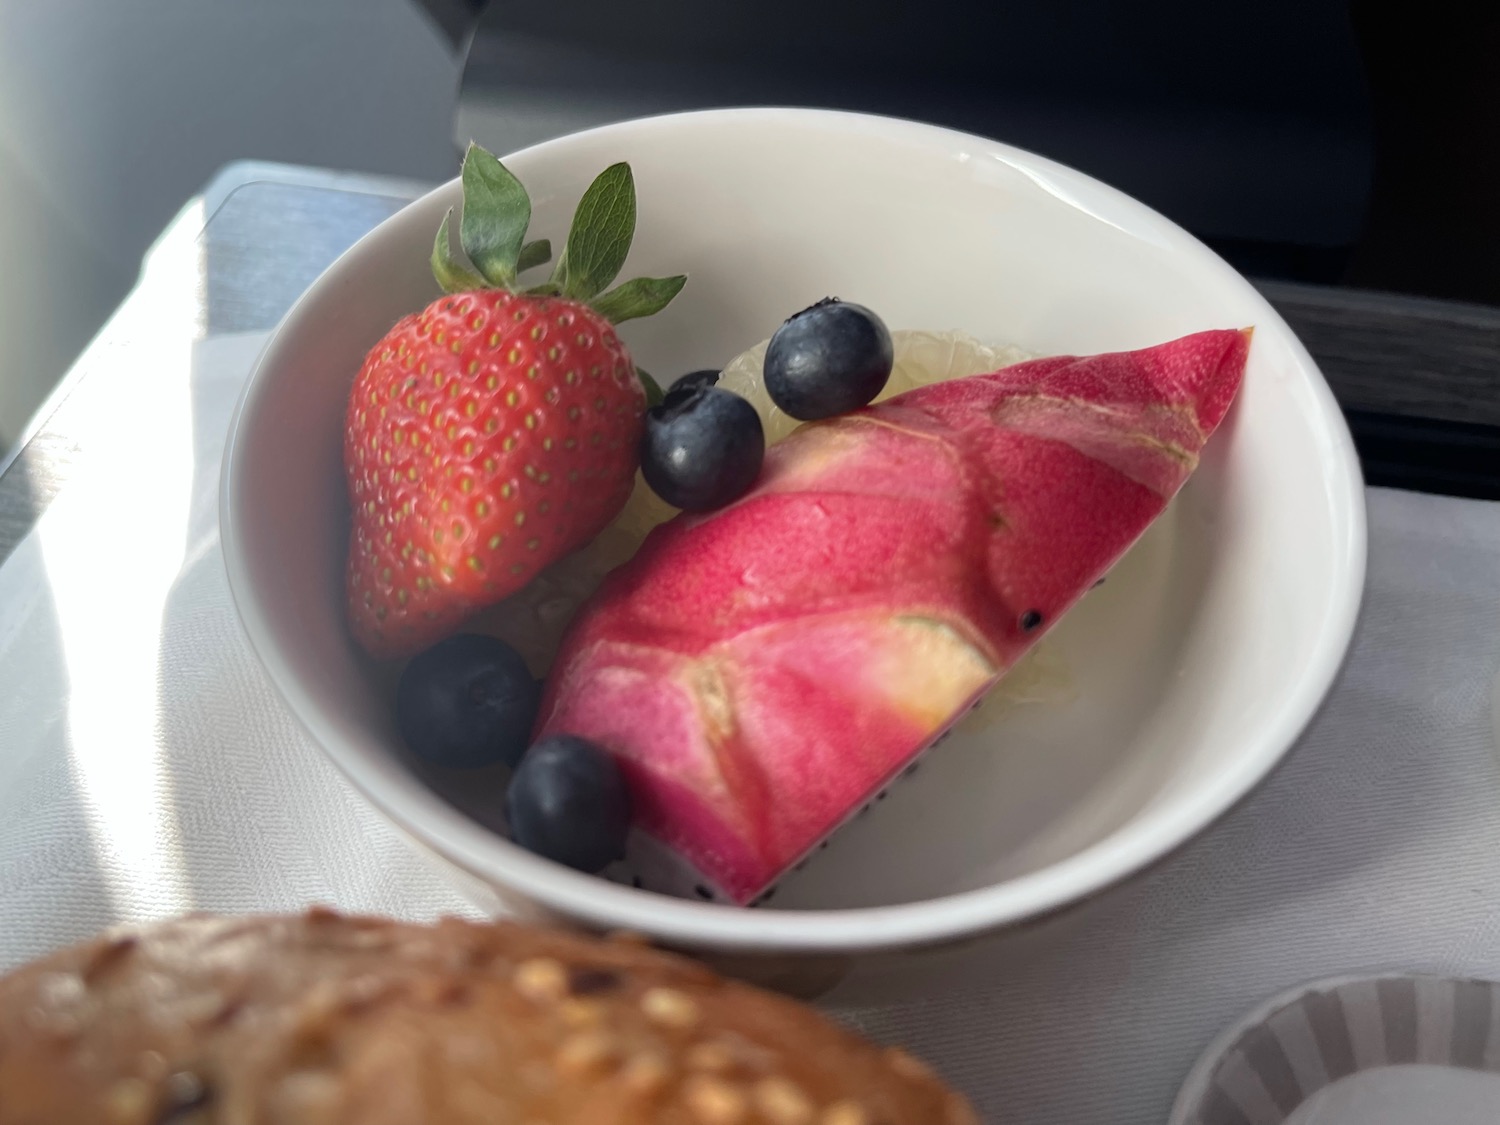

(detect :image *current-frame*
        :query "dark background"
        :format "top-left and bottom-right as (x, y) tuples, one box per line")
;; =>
(440, 0), (1500, 306)
(430, 0), (1500, 496)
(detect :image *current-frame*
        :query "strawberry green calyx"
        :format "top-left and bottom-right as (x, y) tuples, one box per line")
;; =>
(432, 143), (687, 326)
(635, 367), (665, 407)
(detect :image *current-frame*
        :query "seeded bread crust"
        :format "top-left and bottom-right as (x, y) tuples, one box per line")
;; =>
(0, 910), (975, 1125)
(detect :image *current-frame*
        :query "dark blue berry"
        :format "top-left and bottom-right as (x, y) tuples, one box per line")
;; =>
(395, 634), (538, 769)
(505, 735), (631, 873)
(641, 377), (765, 511)
(667, 368), (722, 394)
(763, 298), (893, 420)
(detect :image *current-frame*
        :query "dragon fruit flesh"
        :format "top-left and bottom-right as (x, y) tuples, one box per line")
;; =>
(535, 329), (1251, 904)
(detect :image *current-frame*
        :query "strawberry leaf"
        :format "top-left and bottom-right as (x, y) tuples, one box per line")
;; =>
(552, 163), (636, 301)
(460, 143), (531, 288)
(517, 238), (552, 273)
(591, 275), (687, 324)
(431, 208), (488, 293)
(636, 367), (664, 407)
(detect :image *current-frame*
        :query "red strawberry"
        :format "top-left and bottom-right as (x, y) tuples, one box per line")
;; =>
(344, 145), (686, 658)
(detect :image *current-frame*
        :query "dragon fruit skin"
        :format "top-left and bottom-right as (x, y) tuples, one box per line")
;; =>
(535, 329), (1250, 904)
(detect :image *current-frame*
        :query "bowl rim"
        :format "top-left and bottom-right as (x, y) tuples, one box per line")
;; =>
(221, 105), (1367, 954)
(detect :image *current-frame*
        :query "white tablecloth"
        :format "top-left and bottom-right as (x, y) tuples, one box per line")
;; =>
(2, 331), (1498, 1125)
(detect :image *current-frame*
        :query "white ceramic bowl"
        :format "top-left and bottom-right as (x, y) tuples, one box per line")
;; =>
(221, 108), (1365, 957)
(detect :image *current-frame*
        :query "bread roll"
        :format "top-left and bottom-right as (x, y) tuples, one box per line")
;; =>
(0, 910), (975, 1125)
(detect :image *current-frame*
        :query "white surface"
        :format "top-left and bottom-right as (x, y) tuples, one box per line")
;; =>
(0, 333), (1498, 1125)
(1492, 665), (1500, 763)
(0, 333), (489, 971)
(220, 108), (1365, 953)
(836, 487), (1500, 1123)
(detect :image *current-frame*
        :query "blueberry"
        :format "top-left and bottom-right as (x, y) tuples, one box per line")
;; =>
(505, 735), (631, 873)
(667, 368), (723, 395)
(641, 376), (765, 511)
(395, 634), (538, 769)
(763, 298), (893, 420)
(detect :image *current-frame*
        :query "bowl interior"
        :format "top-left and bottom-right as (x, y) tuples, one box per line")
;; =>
(223, 109), (1363, 951)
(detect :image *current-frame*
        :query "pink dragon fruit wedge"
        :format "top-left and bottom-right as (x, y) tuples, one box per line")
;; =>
(535, 328), (1251, 904)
